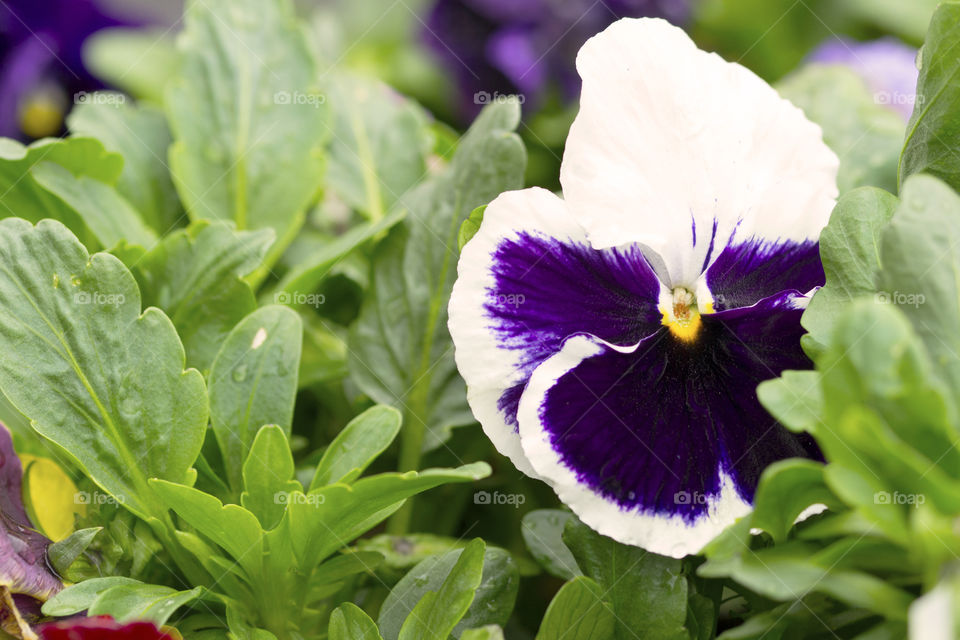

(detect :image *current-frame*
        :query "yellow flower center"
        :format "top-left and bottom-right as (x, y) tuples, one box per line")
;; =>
(661, 287), (703, 343)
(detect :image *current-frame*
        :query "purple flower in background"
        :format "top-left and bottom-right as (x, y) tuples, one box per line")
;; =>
(0, 0), (136, 139)
(449, 19), (839, 557)
(423, 0), (689, 118)
(809, 37), (919, 121)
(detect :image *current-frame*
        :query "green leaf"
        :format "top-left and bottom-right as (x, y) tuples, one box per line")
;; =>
(133, 221), (273, 373)
(272, 208), (405, 301)
(348, 101), (526, 458)
(563, 518), (689, 640)
(167, 0), (325, 275)
(84, 28), (178, 103)
(209, 305), (302, 492)
(801, 186), (898, 345)
(30, 161), (157, 250)
(398, 538), (486, 640)
(67, 97), (182, 233)
(312, 551), (384, 586)
(329, 602), (384, 640)
(310, 405), (402, 489)
(461, 627), (505, 640)
(241, 425), (301, 530)
(900, 1), (960, 191)
(521, 509), (581, 580)
(289, 463), (491, 571)
(151, 479), (264, 580)
(379, 539), (518, 640)
(0, 218), (207, 519)
(42, 577), (140, 616)
(47, 527), (102, 575)
(324, 71), (432, 219)
(88, 582), (203, 625)
(777, 65), (903, 194)
(0, 137), (122, 245)
(535, 576), (617, 640)
(356, 534), (469, 572)
(457, 206), (485, 251)
(756, 370), (824, 435)
(878, 173), (960, 400)
(750, 460), (837, 542)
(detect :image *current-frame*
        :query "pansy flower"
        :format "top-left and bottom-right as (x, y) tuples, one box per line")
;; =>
(423, 0), (689, 119)
(808, 37), (919, 122)
(449, 18), (838, 557)
(39, 616), (177, 640)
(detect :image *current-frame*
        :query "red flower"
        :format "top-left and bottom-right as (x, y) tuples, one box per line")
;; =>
(39, 617), (177, 640)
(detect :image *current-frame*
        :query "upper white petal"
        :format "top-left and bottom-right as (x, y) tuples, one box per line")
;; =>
(560, 17), (839, 287)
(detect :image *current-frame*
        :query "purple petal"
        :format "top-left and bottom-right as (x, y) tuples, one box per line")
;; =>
(529, 292), (819, 521)
(706, 238), (823, 311)
(0, 423), (62, 602)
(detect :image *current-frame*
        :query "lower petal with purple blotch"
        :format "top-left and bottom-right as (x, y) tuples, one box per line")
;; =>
(517, 292), (820, 557)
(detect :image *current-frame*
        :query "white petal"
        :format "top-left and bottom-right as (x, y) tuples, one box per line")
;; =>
(517, 334), (752, 558)
(448, 187), (591, 478)
(560, 18), (839, 287)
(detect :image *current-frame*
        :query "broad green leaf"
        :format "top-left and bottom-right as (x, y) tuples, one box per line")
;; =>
(48, 527), (102, 575)
(379, 539), (517, 640)
(0, 218), (207, 519)
(209, 306), (302, 492)
(356, 534), (469, 573)
(289, 463), (491, 572)
(132, 221), (273, 372)
(31, 161), (157, 250)
(398, 539), (485, 640)
(900, 1), (960, 191)
(67, 97), (181, 233)
(84, 28), (178, 103)
(563, 518), (689, 640)
(324, 71), (432, 219)
(0, 137), (122, 246)
(88, 582), (203, 625)
(329, 602), (384, 640)
(535, 576), (616, 640)
(167, 0), (326, 275)
(521, 509), (581, 580)
(878, 174), (960, 400)
(241, 425), (301, 530)
(756, 370), (824, 435)
(151, 479), (264, 580)
(777, 65), (903, 194)
(310, 405), (402, 489)
(272, 207), (405, 300)
(801, 186), (898, 344)
(461, 627), (505, 640)
(457, 206), (485, 251)
(750, 460), (837, 542)
(42, 576), (140, 616)
(348, 101), (526, 456)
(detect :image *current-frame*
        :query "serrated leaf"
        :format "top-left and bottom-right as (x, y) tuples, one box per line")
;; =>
(0, 218), (207, 519)
(241, 425), (301, 530)
(209, 306), (302, 493)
